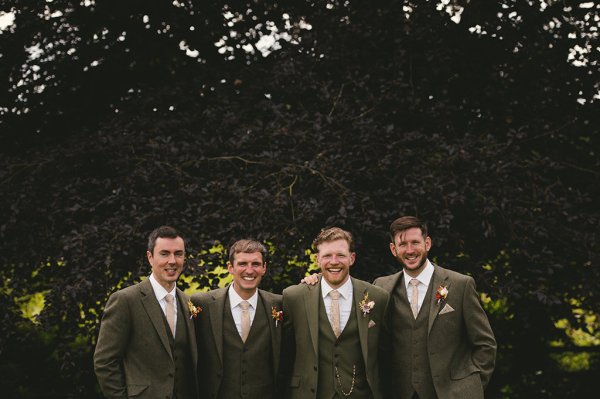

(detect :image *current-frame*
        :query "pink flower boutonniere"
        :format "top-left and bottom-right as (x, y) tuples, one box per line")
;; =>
(435, 286), (448, 304)
(188, 300), (202, 319)
(359, 292), (375, 317)
(271, 306), (283, 327)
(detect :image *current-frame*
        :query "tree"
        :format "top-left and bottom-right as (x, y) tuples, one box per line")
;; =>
(1, 0), (599, 397)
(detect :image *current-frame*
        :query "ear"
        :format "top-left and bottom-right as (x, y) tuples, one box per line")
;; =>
(350, 252), (356, 265)
(146, 250), (153, 264)
(389, 242), (397, 256)
(425, 236), (432, 251)
(227, 261), (233, 274)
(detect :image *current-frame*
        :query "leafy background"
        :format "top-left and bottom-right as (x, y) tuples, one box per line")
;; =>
(1, 0), (599, 398)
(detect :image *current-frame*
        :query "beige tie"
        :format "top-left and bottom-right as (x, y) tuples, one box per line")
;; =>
(240, 300), (250, 342)
(165, 293), (175, 336)
(330, 290), (341, 338)
(409, 279), (419, 319)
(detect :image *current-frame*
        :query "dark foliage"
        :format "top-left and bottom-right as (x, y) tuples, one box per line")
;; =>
(1, 0), (599, 397)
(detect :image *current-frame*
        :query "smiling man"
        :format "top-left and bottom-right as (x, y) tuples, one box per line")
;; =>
(374, 216), (497, 399)
(94, 225), (198, 399)
(190, 239), (282, 399)
(280, 227), (389, 399)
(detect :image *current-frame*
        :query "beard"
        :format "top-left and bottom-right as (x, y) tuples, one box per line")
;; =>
(395, 251), (428, 273)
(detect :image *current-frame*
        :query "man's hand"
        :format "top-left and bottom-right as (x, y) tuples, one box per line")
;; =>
(300, 273), (321, 285)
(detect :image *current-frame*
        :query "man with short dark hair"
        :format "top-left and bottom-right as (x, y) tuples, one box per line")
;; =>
(281, 227), (389, 399)
(94, 226), (198, 399)
(375, 216), (496, 399)
(191, 239), (282, 399)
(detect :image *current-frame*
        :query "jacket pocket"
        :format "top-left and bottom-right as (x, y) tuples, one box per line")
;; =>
(289, 375), (301, 387)
(127, 384), (149, 397)
(450, 364), (479, 380)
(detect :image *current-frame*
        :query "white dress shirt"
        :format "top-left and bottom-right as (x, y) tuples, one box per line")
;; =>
(228, 284), (259, 337)
(149, 273), (178, 336)
(321, 277), (353, 333)
(403, 259), (434, 314)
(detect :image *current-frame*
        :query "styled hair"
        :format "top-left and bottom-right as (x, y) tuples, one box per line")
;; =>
(147, 225), (183, 254)
(389, 216), (428, 242)
(228, 239), (268, 263)
(312, 227), (355, 252)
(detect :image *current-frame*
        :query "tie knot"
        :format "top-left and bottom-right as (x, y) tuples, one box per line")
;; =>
(165, 293), (174, 303)
(240, 300), (250, 310)
(410, 278), (419, 287)
(330, 290), (340, 300)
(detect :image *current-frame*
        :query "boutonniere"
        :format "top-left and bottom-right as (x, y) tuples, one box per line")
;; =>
(188, 300), (202, 319)
(271, 306), (283, 327)
(359, 292), (375, 317)
(435, 286), (448, 304)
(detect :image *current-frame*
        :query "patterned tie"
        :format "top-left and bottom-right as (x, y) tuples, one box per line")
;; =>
(409, 279), (419, 319)
(240, 300), (250, 342)
(330, 290), (341, 338)
(165, 293), (175, 336)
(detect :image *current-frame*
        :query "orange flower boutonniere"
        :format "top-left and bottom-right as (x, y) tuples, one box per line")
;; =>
(435, 286), (448, 304)
(359, 292), (375, 317)
(188, 300), (202, 319)
(271, 306), (283, 327)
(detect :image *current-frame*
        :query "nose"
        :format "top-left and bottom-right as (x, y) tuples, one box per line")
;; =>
(167, 253), (177, 263)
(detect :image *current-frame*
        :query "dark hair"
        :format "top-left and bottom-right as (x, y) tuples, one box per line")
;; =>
(147, 226), (183, 254)
(389, 216), (428, 242)
(312, 227), (355, 252)
(228, 239), (268, 263)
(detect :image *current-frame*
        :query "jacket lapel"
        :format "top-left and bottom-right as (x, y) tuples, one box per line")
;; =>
(139, 279), (172, 359)
(304, 282), (320, 358)
(352, 278), (370, 368)
(260, 290), (281, 377)
(176, 288), (198, 368)
(428, 265), (450, 334)
(209, 288), (227, 365)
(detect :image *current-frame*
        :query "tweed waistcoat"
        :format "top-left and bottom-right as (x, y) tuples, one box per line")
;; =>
(390, 276), (437, 399)
(218, 295), (274, 399)
(317, 293), (371, 399)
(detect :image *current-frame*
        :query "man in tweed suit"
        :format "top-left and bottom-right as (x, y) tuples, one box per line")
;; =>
(281, 227), (389, 399)
(191, 239), (282, 399)
(375, 216), (496, 399)
(94, 226), (198, 399)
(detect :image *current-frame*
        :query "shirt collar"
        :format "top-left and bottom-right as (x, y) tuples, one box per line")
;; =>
(228, 283), (259, 309)
(403, 259), (434, 289)
(149, 273), (177, 301)
(321, 276), (353, 300)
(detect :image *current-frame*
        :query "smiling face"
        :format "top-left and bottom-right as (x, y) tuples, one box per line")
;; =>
(147, 236), (185, 291)
(389, 227), (431, 278)
(228, 251), (266, 300)
(316, 239), (355, 289)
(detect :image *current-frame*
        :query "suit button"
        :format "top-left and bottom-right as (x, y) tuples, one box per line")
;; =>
(168, 373), (174, 378)
(313, 366), (317, 371)
(311, 388), (315, 393)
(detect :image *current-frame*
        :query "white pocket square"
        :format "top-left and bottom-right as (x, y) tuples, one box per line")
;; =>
(439, 303), (455, 315)
(368, 320), (377, 328)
